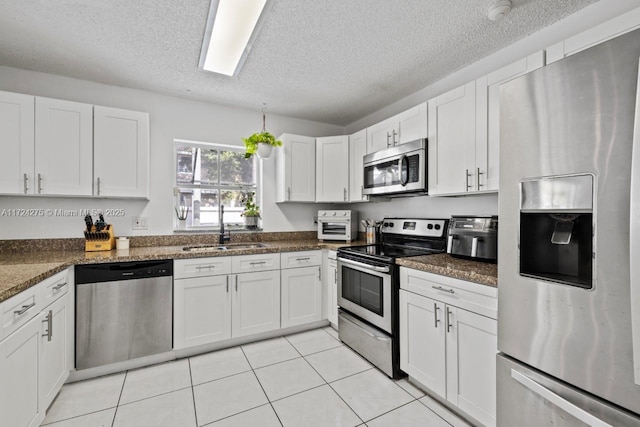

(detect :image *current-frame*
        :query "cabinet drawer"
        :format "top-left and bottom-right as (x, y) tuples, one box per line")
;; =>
(281, 250), (322, 269)
(1, 285), (39, 342)
(37, 269), (69, 309)
(232, 253), (280, 273)
(174, 257), (232, 279)
(400, 267), (497, 319)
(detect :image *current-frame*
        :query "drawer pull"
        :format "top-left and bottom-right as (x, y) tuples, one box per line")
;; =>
(195, 265), (215, 270)
(296, 257), (311, 261)
(52, 282), (66, 292)
(432, 285), (455, 294)
(250, 261), (266, 266)
(14, 302), (36, 316)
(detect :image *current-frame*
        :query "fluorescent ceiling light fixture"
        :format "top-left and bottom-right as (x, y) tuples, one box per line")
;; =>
(199, 0), (271, 76)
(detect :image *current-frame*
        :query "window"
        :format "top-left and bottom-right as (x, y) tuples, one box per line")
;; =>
(174, 140), (258, 229)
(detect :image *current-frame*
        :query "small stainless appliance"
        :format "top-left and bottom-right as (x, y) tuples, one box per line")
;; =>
(317, 210), (358, 241)
(362, 139), (427, 196)
(337, 218), (448, 378)
(498, 28), (640, 425)
(75, 260), (173, 370)
(446, 216), (498, 263)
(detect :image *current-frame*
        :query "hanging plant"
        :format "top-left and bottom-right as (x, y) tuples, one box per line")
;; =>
(242, 104), (282, 159)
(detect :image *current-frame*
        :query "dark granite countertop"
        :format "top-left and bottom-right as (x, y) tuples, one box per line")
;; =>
(396, 253), (497, 288)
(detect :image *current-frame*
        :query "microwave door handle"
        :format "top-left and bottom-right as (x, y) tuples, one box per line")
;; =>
(630, 57), (640, 386)
(339, 258), (390, 273)
(399, 155), (409, 186)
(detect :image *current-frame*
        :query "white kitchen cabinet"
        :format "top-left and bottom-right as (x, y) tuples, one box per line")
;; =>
(325, 251), (338, 326)
(276, 134), (316, 202)
(94, 106), (150, 198)
(35, 97), (93, 195)
(174, 275), (232, 349)
(316, 135), (349, 202)
(547, 7), (640, 64)
(39, 292), (70, 411)
(281, 265), (322, 328)
(367, 103), (428, 153)
(0, 314), (42, 427)
(428, 82), (476, 195)
(232, 270), (281, 338)
(476, 51), (544, 192)
(348, 129), (368, 202)
(0, 91), (34, 195)
(399, 267), (497, 426)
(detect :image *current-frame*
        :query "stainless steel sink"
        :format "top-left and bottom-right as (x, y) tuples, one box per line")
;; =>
(182, 243), (267, 252)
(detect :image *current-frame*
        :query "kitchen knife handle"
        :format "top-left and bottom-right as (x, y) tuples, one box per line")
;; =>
(37, 173), (43, 194)
(23, 173), (28, 194)
(97, 177), (101, 196)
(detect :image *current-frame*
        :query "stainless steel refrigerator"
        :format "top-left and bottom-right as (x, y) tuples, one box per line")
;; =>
(498, 29), (640, 426)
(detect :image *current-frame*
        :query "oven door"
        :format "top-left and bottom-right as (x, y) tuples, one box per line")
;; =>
(337, 257), (392, 333)
(318, 219), (350, 240)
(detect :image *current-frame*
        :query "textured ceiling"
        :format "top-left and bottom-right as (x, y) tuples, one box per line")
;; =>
(0, 0), (598, 126)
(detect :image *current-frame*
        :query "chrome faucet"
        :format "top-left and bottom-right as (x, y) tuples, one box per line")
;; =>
(218, 205), (231, 245)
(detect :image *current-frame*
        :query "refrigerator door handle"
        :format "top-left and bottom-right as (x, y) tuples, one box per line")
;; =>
(511, 369), (612, 427)
(630, 58), (640, 386)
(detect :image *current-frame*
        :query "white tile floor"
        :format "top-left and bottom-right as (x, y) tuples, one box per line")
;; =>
(41, 326), (467, 427)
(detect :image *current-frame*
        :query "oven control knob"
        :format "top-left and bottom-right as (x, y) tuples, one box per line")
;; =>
(427, 224), (433, 230)
(322, 212), (326, 216)
(383, 222), (389, 227)
(343, 212), (348, 216)
(389, 223), (394, 227)
(332, 212), (337, 216)
(434, 224), (441, 230)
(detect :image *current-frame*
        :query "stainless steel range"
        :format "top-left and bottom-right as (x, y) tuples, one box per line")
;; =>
(337, 218), (448, 379)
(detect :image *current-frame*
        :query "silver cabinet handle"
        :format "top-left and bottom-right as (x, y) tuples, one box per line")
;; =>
(196, 265), (215, 270)
(334, 269), (337, 284)
(97, 177), (101, 196)
(287, 187), (291, 201)
(42, 310), (52, 341)
(296, 257), (311, 261)
(37, 173), (43, 194)
(52, 282), (66, 292)
(23, 173), (28, 194)
(235, 275), (238, 292)
(476, 167), (483, 190)
(250, 261), (266, 266)
(393, 129), (398, 145)
(432, 285), (455, 294)
(343, 188), (347, 201)
(226, 276), (229, 293)
(465, 169), (471, 191)
(386, 132), (391, 147)
(446, 307), (453, 333)
(510, 369), (612, 427)
(318, 267), (321, 281)
(14, 302), (36, 316)
(434, 303), (440, 328)
(471, 237), (479, 258)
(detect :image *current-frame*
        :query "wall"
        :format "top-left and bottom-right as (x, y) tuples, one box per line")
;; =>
(0, 66), (343, 239)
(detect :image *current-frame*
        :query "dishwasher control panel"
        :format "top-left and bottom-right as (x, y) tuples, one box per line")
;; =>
(75, 260), (173, 284)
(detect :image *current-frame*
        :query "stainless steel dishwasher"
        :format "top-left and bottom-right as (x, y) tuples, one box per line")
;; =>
(75, 260), (173, 370)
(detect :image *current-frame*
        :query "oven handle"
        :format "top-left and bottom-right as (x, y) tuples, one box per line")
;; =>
(338, 258), (390, 273)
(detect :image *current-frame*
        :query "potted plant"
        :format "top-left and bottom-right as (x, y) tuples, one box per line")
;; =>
(241, 193), (260, 229)
(242, 104), (282, 159)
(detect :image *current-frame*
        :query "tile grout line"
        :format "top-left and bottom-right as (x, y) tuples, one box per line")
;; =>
(359, 398), (420, 425)
(111, 370), (127, 427)
(187, 358), (199, 427)
(240, 345), (285, 427)
(41, 406), (119, 426)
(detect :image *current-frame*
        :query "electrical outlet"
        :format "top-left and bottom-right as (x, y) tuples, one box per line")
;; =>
(133, 216), (148, 230)
(313, 215), (318, 225)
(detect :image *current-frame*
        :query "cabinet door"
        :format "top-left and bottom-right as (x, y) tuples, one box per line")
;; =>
(232, 270), (280, 338)
(94, 106), (149, 198)
(348, 129), (367, 202)
(277, 134), (315, 202)
(327, 261), (338, 326)
(0, 315), (42, 427)
(39, 294), (70, 412)
(428, 82), (476, 195)
(396, 103), (428, 145)
(316, 136), (349, 202)
(446, 306), (497, 427)
(281, 266), (322, 328)
(174, 275), (232, 349)
(399, 290), (446, 398)
(367, 117), (396, 153)
(34, 97), (93, 195)
(0, 91), (34, 194)
(477, 52), (544, 192)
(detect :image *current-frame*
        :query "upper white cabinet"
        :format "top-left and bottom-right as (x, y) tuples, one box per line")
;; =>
(0, 91), (34, 195)
(547, 7), (640, 64)
(367, 103), (428, 153)
(94, 106), (149, 198)
(348, 129), (368, 202)
(316, 135), (349, 202)
(276, 134), (316, 202)
(476, 51), (544, 192)
(428, 82), (477, 195)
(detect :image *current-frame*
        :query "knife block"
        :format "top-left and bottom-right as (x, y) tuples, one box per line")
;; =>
(84, 224), (115, 252)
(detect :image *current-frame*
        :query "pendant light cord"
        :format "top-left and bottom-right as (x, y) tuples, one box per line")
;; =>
(261, 103), (267, 132)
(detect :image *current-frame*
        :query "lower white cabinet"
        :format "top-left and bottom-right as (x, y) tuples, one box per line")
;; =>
(326, 251), (338, 326)
(281, 266), (322, 328)
(233, 270), (281, 338)
(399, 268), (497, 426)
(174, 275), (232, 349)
(39, 294), (71, 411)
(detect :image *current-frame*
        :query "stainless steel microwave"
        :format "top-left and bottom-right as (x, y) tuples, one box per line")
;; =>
(362, 139), (427, 196)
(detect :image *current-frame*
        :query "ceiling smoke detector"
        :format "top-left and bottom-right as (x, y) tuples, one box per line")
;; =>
(488, 0), (512, 21)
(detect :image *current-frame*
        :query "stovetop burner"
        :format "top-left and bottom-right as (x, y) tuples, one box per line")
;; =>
(340, 244), (444, 261)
